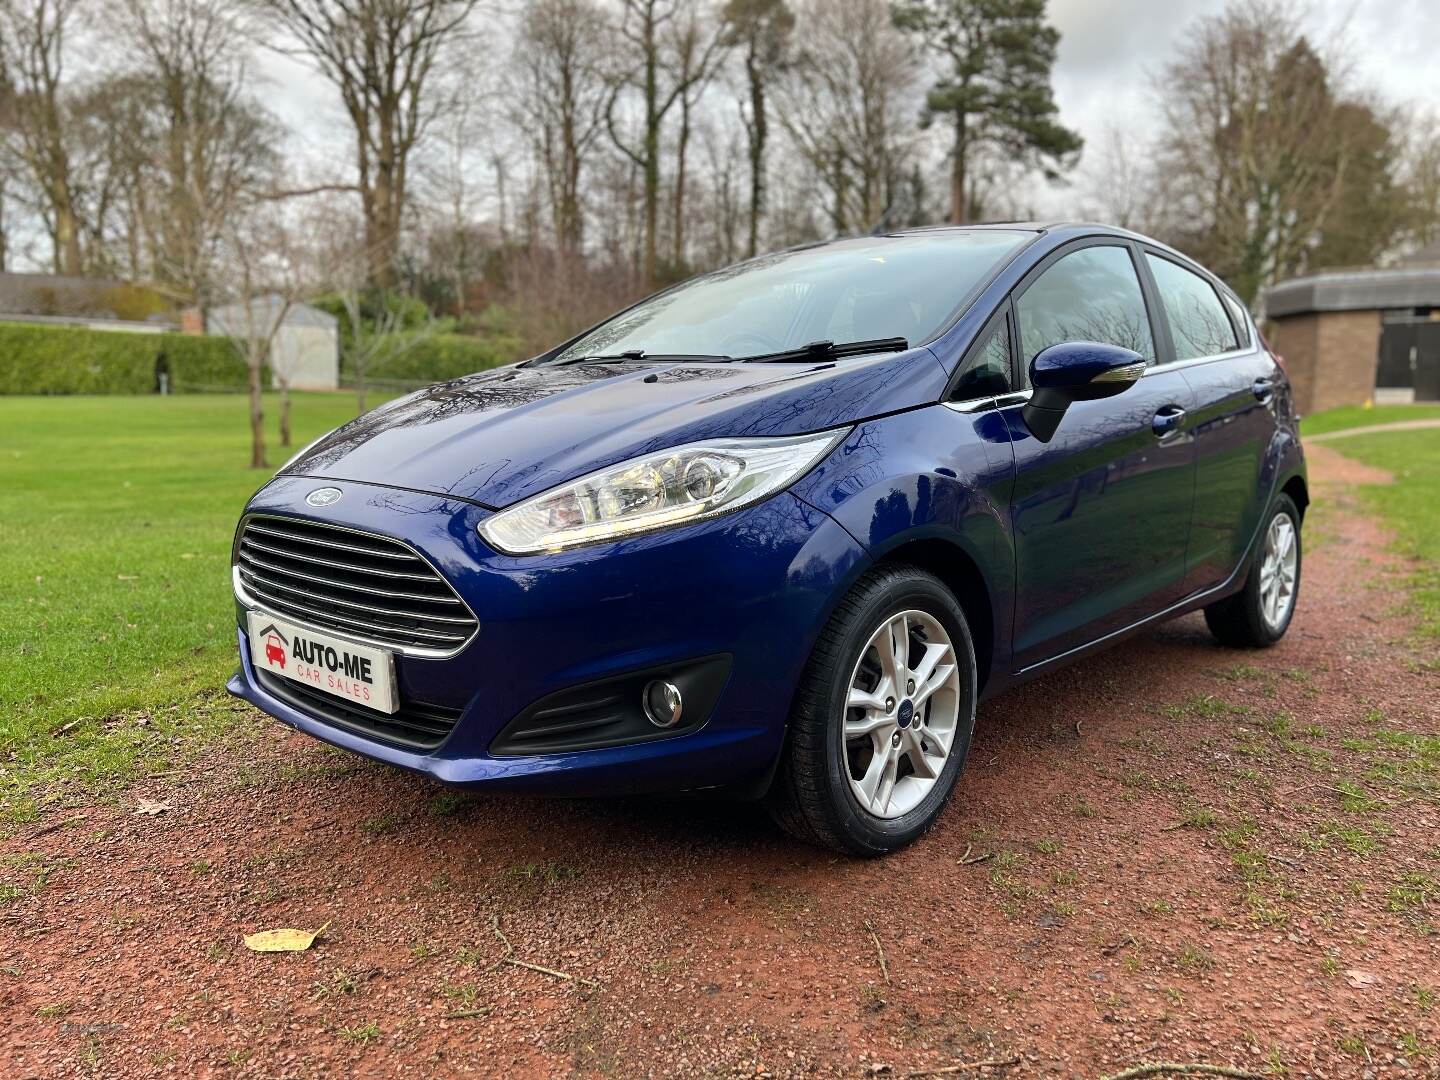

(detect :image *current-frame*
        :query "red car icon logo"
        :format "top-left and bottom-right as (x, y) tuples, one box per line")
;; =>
(265, 633), (287, 669)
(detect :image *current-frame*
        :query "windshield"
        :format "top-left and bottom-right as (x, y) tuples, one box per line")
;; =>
(550, 230), (1032, 363)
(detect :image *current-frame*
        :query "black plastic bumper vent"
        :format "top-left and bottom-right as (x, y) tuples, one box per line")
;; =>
(490, 655), (731, 757)
(255, 668), (463, 751)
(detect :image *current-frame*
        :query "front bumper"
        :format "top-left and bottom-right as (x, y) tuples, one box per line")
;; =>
(227, 474), (866, 796)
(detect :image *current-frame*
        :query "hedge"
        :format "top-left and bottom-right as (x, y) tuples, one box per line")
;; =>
(358, 331), (521, 385)
(0, 321), (249, 395)
(158, 333), (253, 392)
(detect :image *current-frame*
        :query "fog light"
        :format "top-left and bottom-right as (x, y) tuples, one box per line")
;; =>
(642, 679), (683, 728)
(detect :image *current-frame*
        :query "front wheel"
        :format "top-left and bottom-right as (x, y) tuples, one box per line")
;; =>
(766, 565), (977, 856)
(1204, 493), (1302, 647)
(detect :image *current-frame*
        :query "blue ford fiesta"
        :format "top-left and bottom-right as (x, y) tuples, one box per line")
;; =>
(228, 223), (1306, 854)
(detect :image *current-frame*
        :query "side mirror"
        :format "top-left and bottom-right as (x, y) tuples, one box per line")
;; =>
(1022, 341), (1146, 442)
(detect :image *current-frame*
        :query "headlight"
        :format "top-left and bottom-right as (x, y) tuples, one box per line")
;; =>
(478, 429), (848, 554)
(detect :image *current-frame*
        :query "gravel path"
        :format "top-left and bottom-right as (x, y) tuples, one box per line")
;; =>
(3, 445), (1438, 1079)
(1307, 417), (1440, 442)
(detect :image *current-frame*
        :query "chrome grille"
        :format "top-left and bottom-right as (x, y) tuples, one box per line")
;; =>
(235, 515), (478, 655)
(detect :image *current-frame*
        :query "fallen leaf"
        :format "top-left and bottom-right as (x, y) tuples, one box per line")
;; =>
(135, 799), (171, 816)
(243, 922), (330, 953)
(1344, 968), (1380, 989)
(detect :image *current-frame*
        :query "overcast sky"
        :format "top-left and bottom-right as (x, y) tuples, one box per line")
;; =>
(1047, 0), (1440, 164)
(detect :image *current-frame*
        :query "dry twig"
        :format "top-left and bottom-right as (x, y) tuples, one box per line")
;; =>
(904, 1055), (1020, 1076)
(865, 921), (890, 985)
(489, 915), (598, 988)
(22, 814), (86, 841)
(1101, 1064), (1263, 1080)
(958, 847), (992, 866)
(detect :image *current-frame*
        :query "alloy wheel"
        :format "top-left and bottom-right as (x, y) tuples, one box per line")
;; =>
(1259, 512), (1298, 631)
(842, 609), (961, 820)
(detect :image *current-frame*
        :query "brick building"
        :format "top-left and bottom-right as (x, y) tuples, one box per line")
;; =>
(1264, 260), (1440, 414)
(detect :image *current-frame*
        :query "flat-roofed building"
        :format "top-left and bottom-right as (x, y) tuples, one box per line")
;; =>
(1265, 257), (1440, 413)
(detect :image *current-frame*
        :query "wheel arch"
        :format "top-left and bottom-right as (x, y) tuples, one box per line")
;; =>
(865, 536), (997, 696)
(1281, 472), (1309, 521)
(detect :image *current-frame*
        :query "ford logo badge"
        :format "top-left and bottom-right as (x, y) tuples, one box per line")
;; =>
(305, 487), (343, 508)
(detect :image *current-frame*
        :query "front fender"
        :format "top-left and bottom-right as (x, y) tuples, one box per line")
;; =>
(792, 405), (1017, 683)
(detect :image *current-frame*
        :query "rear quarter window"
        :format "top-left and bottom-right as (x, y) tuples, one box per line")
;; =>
(1146, 254), (1239, 360)
(1221, 292), (1253, 349)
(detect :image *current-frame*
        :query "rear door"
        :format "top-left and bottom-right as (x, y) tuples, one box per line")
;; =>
(1002, 240), (1197, 670)
(1140, 250), (1278, 594)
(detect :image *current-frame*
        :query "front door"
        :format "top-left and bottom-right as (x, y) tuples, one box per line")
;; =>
(1003, 242), (1197, 670)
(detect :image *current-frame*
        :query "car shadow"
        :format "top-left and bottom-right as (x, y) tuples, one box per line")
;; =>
(312, 609), (1237, 882)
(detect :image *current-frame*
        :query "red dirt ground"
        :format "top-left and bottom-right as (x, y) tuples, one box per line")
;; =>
(3, 445), (1438, 1079)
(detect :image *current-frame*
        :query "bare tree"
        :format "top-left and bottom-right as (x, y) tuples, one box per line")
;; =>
(606, 0), (724, 282)
(114, 0), (278, 303)
(1152, 0), (1407, 301)
(721, 0), (792, 258)
(665, 4), (727, 271)
(776, 0), (917, 234)
(215, 207), (306, 466)
(257, 0), (479, 288)
(694, 121), (744, 266)
(511, 0), (613, 256)
(1077, 123), (1162, 232)
(1399, 112), (1440, 254)
(0, 0), (86, 273)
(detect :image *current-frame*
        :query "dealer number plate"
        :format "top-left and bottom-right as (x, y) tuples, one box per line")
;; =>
(247, 611), (398, 714)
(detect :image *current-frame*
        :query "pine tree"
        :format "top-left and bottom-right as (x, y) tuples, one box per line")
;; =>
(893, 0), (1080, 223)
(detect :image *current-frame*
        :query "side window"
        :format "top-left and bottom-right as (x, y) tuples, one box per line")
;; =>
(951, 314), (1012, 400)
(1016, 246), (1155, 364)
(1146, 254), (1240, 360)
(1221, 292), (1253, 349)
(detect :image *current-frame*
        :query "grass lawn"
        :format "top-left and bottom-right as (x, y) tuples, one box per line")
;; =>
(1317, 425), (1440, 640)
(0, 393), (377, 821)
(1300, 402), (1440, 437)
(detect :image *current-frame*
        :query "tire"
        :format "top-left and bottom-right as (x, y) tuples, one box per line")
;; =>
(1203, 493), (1302, 648)
(766, 565), (978, 856)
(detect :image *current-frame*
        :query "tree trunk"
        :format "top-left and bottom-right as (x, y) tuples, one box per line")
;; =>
(950, 110), (967, 225)
(746, 52), (767, 259)
(672, 93), (691, 271)
(248, 355), (267, 469)
(642, 30), (660, 283)
(559, 65), (582, 255)
(364, 197), (399, 289)
(279, 379), (292, 447)
(494, 155), (509, 245)
(53, 195), (83, 275)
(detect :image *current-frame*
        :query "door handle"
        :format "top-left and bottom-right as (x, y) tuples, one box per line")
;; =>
(1152, 405), (1186, 438)
(1252, 377), (1275, 403)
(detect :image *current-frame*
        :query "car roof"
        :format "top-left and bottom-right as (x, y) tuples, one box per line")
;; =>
(873, 222), (1239, 299)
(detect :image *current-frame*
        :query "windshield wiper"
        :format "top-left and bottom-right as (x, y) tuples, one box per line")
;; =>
(552, 349), (734, 367)
(741, 337), (909, 364)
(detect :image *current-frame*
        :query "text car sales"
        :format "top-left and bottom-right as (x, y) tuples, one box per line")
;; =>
(287, 635), (376, 703)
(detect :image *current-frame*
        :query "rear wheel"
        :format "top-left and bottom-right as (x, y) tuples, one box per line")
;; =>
(1204, 493), (1302, 647)
(766, 565), (977, 856)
